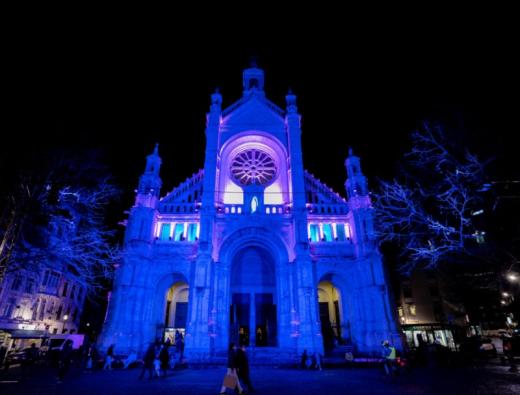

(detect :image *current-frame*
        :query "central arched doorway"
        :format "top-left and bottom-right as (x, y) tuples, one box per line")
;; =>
(229, 246), (277, 347)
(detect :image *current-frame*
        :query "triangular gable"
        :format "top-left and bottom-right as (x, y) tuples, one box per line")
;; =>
(221, 95), (285, 127)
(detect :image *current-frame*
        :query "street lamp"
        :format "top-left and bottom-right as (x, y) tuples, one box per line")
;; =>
(63, 315), (69, 321)
(507, 273), (518, 282)
(503, 292), (510, 297)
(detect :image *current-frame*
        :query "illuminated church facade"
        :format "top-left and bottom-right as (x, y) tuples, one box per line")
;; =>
(99, 66), (400, 360)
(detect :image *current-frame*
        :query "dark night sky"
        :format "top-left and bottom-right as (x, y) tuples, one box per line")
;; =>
(3, 18), (519, 225)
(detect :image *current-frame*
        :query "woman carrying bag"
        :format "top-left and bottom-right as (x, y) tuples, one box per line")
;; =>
(220, 342), (246, 394)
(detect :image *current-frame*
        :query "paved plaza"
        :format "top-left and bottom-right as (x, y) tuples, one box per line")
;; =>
(1, 363), (520, 395)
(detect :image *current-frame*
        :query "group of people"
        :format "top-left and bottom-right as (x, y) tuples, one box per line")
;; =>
(139, 330), (185, 380)
(300, 349), (323, 370)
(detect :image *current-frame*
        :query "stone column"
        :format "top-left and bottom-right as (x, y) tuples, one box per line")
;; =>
(250, 292), (256, 346)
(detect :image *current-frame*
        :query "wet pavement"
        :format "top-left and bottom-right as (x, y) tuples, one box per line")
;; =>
(1, 363), (520, 394)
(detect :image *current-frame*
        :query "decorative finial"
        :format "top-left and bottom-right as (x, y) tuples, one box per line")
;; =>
(249, 56), (258, 68)
(154, 143), (159, 155)
(211, 88), (222, 106)
(348, 147), (353, 156)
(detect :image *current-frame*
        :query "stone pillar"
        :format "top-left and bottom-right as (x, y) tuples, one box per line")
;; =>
(249, 292), (256, 346)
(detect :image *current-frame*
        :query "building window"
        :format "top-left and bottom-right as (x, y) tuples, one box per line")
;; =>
(56, 305), (62, 320)
(336, 224), (346, 241)
(52, 328), (58, 334)
(62, 282), (68, 297)
(408, 304), (417, 316)
(160, 223), (171, 241)
(24, 279), (34, 294)
(322, 224), (333, 241)
(11, 275), (22, 291)
(73, 308), (78, 322)
(39, 300), (46, 320)
(309, 224), (320, 242)
(43, 271), (60, 289)
(1, 298), (16, 318)
(187, 223), (198, 242)
(398, 306), (404, 317)
(70, 285), (76, 300)
(32, 300), (39, 320)
(173, 223), (184, 241)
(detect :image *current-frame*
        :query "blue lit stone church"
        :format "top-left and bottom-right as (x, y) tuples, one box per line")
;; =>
(99, 65), (400, 360)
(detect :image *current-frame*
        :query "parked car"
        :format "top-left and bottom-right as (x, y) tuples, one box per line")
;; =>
(479, 338), (497, 357)
(501, 334), (520, 365)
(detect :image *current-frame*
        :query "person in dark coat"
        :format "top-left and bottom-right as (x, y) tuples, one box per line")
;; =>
(236, 345), (254, 393)
(139, 343), (156, 380)
(220, 342), (245, 394)
(159, 343), (170, 377)
(301, 349), (308, 369)
(57, 340), (73, 383)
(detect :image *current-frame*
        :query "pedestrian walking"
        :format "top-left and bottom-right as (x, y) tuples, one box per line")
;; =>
(103, 344), (115, 370)
(159, 343), (170, 377)
(300, 349), (308, 369)
(57, 340), (73, 383)
(220, 342), (246, 394)
(236, 345), (254, 392)
(314, 351), (323, 371)
(139, 343), (156, 380)
(85, 345), (98, 373)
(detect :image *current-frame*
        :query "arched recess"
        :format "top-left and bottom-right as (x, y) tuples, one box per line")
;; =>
(317, 272), (352, 353)
(216, 227), (291, 349)
(230, 245), (277, 347)
(153, 273), (189, 343)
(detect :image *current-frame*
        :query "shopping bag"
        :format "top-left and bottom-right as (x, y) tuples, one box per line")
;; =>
(223, 373), (237, 389)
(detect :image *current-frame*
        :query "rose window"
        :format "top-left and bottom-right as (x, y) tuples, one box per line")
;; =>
(230, 149), (277, 186)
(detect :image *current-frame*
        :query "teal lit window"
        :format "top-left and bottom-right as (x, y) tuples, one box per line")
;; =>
(322, 224), (333, 241)
(309, 224), (320, 242)
(160, 223), (171, 240)
(173, 223), (185, 241)
(187, 223), (198, 242)
(336, 224), (345, 241)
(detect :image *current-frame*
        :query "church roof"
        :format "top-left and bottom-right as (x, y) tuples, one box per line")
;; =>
(304, 170), (348, 207)
(159, 169), (204, 214)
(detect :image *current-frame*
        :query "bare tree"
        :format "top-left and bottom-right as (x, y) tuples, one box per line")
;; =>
(1, 151), (120, 293)
(374, 123), (488, 273)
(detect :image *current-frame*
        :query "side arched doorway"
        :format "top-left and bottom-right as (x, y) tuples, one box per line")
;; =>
(154, 274), (189, 345)
(229, 246), (277, 347)
(318, 274), (347, 353)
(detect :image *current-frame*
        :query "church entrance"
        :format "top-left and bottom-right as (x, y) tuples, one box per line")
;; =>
(229, 246), (277, 347)
(318, 279), (343, 353)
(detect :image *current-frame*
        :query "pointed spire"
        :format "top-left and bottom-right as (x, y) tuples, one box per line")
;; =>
(345, 148), (368, 199)
(154, 143), (159, 155)
(286, 88), (298, 114)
